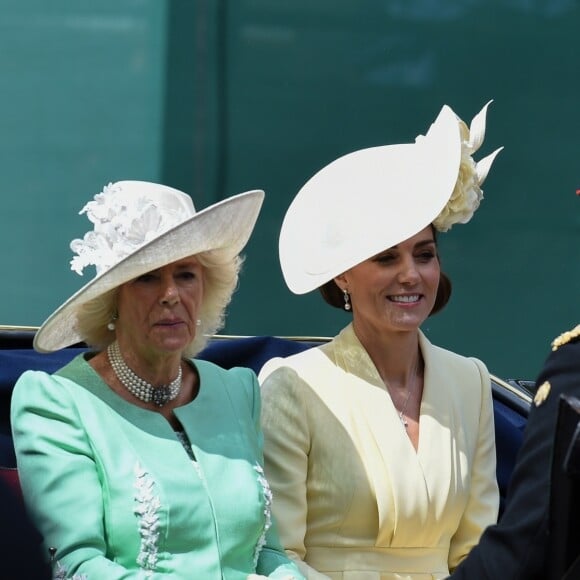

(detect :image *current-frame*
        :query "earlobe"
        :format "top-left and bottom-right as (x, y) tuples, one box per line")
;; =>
(333, 273), (347, 292)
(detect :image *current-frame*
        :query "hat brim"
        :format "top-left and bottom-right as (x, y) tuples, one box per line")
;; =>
(34, 189), (264, 352)
(279, 105), (461, 294)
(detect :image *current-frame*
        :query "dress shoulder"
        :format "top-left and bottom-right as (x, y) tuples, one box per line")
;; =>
(194, 358), (259, 413)
(258, 345), (325, 384)
(550, 323), (580, 351)
(423, 336), (490, 379)
(194, 358), (257, 380)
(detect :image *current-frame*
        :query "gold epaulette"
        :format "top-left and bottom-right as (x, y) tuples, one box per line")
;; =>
(551, 324), (580, 351)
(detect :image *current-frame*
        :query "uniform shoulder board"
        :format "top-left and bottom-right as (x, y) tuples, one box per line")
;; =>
(551, 324), (580, 351)
(533, 381), (551, 407)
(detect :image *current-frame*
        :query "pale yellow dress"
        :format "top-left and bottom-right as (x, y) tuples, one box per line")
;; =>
(259, 324), (499, 580)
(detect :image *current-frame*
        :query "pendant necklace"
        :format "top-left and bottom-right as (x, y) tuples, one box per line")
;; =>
(398, 384), (415, 428)
(390, 355), (421, 429)
(107, 341), (182, 407)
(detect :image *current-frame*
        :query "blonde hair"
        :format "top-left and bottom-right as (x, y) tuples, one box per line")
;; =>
(76, 249), (242, 358)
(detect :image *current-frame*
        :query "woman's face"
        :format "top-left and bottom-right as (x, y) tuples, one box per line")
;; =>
(116, 256), (204, 357)
(335, 226), (440, 335)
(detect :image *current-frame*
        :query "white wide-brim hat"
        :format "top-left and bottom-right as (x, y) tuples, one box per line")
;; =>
(279, 102), (501, 294)
(34, 181), (264, 352)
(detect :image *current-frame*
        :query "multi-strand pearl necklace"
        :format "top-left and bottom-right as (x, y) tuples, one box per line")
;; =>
(107, 341), (182, 407)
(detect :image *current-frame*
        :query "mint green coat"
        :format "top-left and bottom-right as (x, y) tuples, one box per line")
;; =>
(11, 354), (303, 579)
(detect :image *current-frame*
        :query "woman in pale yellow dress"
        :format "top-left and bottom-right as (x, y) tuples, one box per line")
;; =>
(260, 102), (503, 579)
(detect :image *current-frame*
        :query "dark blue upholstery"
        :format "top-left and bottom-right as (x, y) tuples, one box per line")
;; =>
(198, 336), (322, 373)
(0, 348), (86, 466)
(493, 398), (527, 514)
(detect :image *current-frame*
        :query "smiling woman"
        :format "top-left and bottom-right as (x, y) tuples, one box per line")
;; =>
(335, 226), (441, 338)
(9, 181), (305, 579)
(259, 102), (503, 579)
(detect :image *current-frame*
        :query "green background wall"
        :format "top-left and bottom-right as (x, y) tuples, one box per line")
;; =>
(0, 0), (578, 381)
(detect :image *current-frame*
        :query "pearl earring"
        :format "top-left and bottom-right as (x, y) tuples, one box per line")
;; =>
(343, 290), (351, 311)
(196, 319), (202, 327)
(107, 313), (118, 331)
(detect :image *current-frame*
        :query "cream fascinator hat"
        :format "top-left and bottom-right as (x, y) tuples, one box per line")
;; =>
(34, 181), (265, 352)
(279, 101), (503, 295)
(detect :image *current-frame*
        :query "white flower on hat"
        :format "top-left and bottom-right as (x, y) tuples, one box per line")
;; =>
(70, 182), (190, 276)
(432, 100), (503, 232)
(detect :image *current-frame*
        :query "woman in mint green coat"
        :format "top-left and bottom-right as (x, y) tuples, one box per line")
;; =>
(11, 180), (302, 580)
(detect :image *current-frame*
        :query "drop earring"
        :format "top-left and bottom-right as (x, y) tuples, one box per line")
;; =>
(196, 319), (202, 327)
(343, 289), (351, 311)
(107, 313), (118, 331)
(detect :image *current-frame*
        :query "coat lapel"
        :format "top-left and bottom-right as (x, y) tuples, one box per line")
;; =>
(324, 325), (432, 544)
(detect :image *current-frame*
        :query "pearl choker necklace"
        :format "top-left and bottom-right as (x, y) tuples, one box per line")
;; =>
(107, 341), (182, 407)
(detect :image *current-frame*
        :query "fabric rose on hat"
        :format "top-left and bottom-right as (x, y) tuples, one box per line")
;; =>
(432, 100), (503, 232)
(70, 182), (189, 276)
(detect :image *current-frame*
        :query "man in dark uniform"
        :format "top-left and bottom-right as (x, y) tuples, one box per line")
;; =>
(449, 325), (580, 579)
